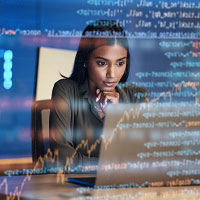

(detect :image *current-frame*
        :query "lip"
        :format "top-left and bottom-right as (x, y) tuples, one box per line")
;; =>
(103, 81), (116, 87)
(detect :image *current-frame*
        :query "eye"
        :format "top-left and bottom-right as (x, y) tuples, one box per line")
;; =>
(96, 60), (108, 66)
(116, 60), (125, 67)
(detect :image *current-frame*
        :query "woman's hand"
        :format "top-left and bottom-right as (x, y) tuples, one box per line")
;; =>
(95, 89), (119, 114)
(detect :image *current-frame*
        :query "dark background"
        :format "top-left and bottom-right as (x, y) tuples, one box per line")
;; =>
(0, 0), (199, 159)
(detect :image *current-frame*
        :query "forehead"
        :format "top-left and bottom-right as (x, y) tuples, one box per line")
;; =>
(89, 44), (127, 59)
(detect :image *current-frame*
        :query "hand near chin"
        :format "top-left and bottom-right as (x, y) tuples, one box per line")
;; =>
(95, 89), (119, 114)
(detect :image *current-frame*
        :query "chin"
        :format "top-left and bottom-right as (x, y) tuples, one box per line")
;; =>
(102, 86), (115, 92)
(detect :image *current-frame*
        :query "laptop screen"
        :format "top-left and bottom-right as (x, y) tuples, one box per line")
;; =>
(96, 103), (200, 187)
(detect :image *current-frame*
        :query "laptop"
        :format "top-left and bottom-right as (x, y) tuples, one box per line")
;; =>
(68, 103), (200, 188)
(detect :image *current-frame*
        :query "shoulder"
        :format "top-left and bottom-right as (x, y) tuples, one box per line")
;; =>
(54, 78), (78, 89)
(117, 82), (149, 103)
(52, 78), (79, 98)
(53, 78), (79, 92)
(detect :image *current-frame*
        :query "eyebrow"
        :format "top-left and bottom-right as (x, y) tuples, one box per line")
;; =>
(95, 56), (127, 61)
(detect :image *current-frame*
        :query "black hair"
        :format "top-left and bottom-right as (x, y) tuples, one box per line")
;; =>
(70, 20), (130, 84)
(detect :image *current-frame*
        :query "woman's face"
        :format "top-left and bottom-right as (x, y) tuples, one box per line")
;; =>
(86, 42), (127, 93)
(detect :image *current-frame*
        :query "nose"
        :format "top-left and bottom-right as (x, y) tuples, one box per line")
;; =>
(106, 65), (115, 78)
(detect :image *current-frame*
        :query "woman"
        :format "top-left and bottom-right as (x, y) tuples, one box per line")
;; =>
(49, 20), (148, 169)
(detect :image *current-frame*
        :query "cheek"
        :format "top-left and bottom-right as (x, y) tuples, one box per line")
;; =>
(93, 68), (105, 80)
(117, 67), (126, 79)
(87, 63), (104, 80)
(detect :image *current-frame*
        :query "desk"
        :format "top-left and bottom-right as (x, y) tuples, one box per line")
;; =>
(1, 174), (200, 200)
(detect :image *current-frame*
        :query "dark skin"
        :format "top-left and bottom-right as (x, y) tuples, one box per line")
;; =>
(86, 42), (127, 119)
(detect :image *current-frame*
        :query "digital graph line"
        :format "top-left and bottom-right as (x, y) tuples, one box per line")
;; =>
(151, 81), (200, 103)
(0, 175), (31, 200)
(1, 81), (200, 199)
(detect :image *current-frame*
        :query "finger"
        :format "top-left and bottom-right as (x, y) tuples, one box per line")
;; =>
(103, 91), (119, 97)
(96, 89), (100, 94)
(96, 89), (102, 102)
(103, 95), (108, 107)
(102, 92), (119, 104)
(101, 93), (119, 114)
(102, 92), (119, 99)
(102, 94), (117, 108)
